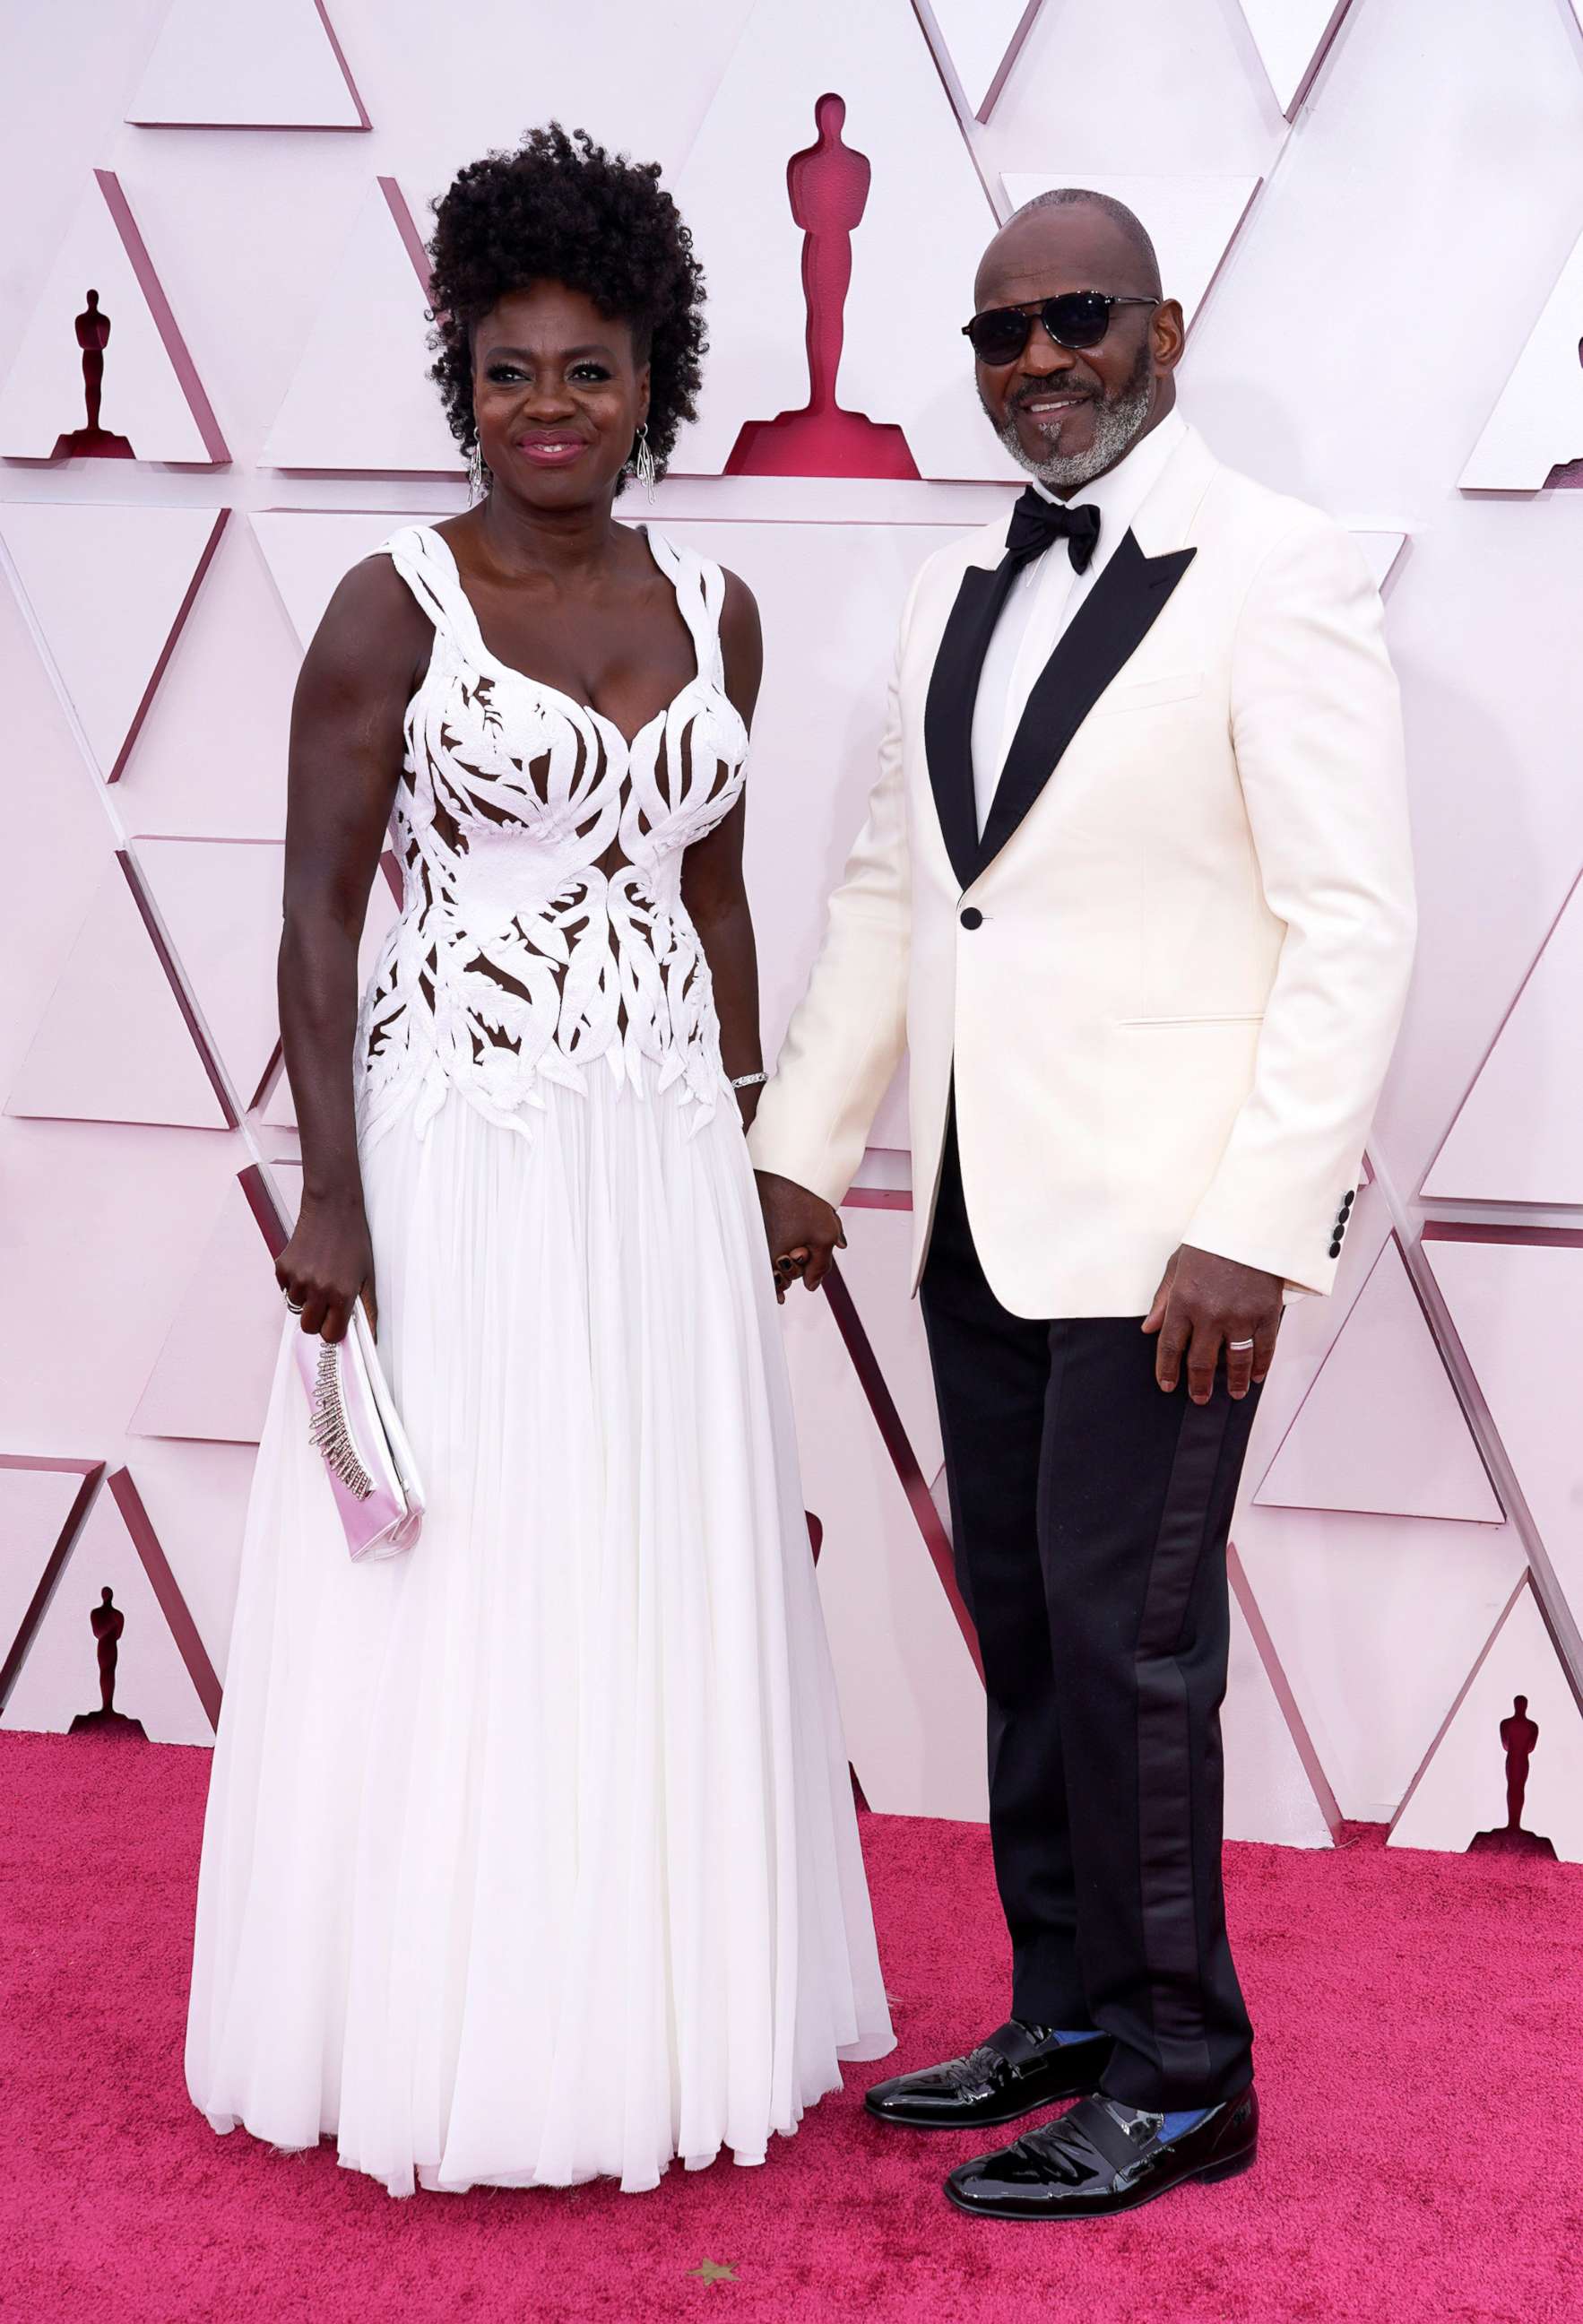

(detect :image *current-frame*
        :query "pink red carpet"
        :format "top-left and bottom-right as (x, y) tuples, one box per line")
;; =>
(1, 1730), (1575, 2324)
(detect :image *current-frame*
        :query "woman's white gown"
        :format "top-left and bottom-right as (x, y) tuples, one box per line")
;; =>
(185, 523), (894, 2197)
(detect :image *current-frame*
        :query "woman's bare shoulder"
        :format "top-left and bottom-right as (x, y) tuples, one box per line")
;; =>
(300, 549), (431, 702)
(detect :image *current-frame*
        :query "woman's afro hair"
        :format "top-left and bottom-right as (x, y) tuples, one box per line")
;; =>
(426, 122), (706, 481)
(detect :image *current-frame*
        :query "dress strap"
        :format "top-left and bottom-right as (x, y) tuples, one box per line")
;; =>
(644, 526), (727, 689)
(378, 524), (491, 660)
(382, 521), (729, 688)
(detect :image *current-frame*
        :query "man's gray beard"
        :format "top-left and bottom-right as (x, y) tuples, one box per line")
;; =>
(994, 375), (1154, 491)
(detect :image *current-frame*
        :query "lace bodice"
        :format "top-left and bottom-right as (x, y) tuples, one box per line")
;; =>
(354, 523), (748, 1151)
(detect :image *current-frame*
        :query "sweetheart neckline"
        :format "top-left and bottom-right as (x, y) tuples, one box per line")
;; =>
(413, 522), (744, 759)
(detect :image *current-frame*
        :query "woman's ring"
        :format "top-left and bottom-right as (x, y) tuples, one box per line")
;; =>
(1227, 1338), (1255, 1351)
(283, 1291), (305, 1315)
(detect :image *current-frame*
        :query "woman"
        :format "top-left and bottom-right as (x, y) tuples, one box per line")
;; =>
(186, 124), (893, 2198)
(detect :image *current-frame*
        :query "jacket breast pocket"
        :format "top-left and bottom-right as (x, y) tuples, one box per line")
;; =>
(1092, 671), (1204, 716)
(1116, 1010), (1266, 1028)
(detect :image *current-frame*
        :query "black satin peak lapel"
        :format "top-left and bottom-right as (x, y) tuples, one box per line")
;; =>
(973, 530), (1197, 879)
(923, 561), (1007, 897)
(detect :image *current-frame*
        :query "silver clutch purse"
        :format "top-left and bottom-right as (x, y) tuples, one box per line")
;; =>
(291, 1302), (425, 1561)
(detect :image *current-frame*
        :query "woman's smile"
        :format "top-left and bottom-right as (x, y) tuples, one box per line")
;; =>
(512, 429), (590, 466)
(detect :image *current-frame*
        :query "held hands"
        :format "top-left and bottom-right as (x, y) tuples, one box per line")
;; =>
(275, 1188), (376, 1344)
(1142, 1244), (1283, 1402)
(755, 1170), (845, 1304)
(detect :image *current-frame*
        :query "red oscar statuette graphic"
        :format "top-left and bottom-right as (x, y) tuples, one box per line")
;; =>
(52, 287), (135, 461)
(726, 92), (919, 480)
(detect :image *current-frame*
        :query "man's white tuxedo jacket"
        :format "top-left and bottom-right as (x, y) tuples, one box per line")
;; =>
(748, 423), (1417, 1318)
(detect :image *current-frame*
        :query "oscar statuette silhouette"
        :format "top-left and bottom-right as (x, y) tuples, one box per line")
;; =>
(726, 93), (918, 479)
(68, 1586), (147, 1738)
(51, 289), (135, 461)
(1468, 1692), (1553, 1858)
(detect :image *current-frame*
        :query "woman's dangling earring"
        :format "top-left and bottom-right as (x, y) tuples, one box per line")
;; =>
(632, 421), (656, 505)
(468, 435), (489, 503)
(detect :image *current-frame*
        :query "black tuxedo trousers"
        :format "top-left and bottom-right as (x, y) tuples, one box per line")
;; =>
(920, 1107), (1258, 2109)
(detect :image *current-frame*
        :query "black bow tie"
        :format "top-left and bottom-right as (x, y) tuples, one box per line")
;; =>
(1004, 488), (1102, 576)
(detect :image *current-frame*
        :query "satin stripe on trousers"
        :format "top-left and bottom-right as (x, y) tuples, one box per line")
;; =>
(920, 1106), (1257, 2109)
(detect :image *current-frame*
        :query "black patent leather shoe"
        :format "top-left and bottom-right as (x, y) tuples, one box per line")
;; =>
(864, 2020), (1113, 2131)
(945, 2085), (1258, 2219)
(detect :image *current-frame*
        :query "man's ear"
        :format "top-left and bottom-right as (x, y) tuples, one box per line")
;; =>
(1151, 300), (1187, 375)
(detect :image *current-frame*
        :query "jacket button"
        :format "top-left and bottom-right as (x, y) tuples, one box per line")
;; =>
(960, 906), (983, 930)
(1342, 1190), (1355, 1210)
(1328, 1239), (1343, 1259)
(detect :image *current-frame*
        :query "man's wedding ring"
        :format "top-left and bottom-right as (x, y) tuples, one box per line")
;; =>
(1227, 1338), (1255, 1350)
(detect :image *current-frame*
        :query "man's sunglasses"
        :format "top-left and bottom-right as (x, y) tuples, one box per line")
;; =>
(961, 291), (1157, 364)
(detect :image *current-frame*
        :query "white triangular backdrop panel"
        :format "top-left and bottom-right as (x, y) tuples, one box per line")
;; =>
(1352, 530), (1406, 591)
(1423, 873), (1583, 1203)
(921, 0), (1044, 120)
(126, 0), (368, 129)
(1425, 1237), (1583, 1629)
(1390, 1577), (1583, 1861)
(4, 856), (228, 1129)
(0, 1464), (100, 1687)
(0, 503), (226, 781)
(1236, 1508), (1527, 1826)
(261, 181), (461, 473)
(1460, 226), (1583, 490)
(133, 838), (285, 1113)
(1235, 0), (1353, 117)
(130, 1175), (286, 1444)
(0, 172), (226, 463)
(1256, 1236), (1501, 1523)
(2, 1487), (213, 1745)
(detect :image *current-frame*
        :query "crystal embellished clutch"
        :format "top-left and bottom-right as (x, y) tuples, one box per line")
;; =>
(290, 1302), (425, 1561)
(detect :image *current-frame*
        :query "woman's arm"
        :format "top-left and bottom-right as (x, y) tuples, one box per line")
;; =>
(273, 557), (427, 1342)
(681, 569), (766, 1130)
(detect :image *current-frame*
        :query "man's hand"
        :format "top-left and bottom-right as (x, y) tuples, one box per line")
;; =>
(755, 1170), (846, 1304)
(1142, 1244), (1283, 1402)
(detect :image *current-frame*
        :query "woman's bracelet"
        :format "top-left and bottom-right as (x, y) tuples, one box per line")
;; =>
(730, 1071), (767, 1090)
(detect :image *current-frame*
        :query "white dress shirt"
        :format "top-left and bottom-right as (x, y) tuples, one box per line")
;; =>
(971, 408), (1189, 834)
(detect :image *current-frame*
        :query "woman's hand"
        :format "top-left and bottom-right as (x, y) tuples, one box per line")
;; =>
(756, 1170), (845, 1303)
(275, 1190), (376, 1344)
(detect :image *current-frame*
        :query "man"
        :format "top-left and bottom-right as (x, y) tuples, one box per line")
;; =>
(751, 190), (1415, 2220)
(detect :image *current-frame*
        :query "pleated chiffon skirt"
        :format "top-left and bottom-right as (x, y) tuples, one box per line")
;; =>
(185, 1063), (894, 2197)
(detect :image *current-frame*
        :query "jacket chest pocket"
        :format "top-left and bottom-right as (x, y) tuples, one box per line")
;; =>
(1090, 670), (1204, 717)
